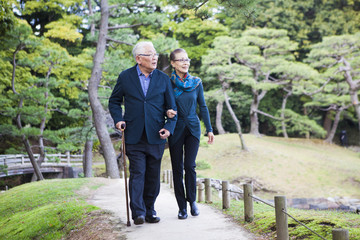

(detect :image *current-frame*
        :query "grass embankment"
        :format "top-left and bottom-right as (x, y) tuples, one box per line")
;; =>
(161, 133), (360, 239)
(0, 178), (102, 240)
(162, 133), (360, 199)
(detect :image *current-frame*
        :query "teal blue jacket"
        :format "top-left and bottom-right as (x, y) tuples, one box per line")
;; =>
(168, 81), (213, 147)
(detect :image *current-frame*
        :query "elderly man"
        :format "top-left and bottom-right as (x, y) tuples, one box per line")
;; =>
(109, 41), (177, 225)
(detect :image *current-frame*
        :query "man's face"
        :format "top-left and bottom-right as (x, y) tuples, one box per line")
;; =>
(136, 45), (158, 74)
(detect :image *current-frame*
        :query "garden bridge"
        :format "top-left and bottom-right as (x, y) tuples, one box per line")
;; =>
(0, 153), (83, 179)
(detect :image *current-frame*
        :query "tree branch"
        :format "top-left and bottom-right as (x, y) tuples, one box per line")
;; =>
(106, 37), (134, 46)
(108, 23), (144, 30)
(255, 109), (282, 121)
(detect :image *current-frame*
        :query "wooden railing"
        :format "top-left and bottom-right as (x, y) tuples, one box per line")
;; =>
(162, 170), (351, 240)
(0, 152), (83, 167)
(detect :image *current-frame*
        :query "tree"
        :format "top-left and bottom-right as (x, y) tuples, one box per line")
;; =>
(0, 19), (44, 180)
(205, 29), (297, 135)
(220, 0), (360, 60)
(307, 33), (360, 142)
(202, 36), (252, 150)
(270, 61), (324, 138)
(87, 0), (120, 178)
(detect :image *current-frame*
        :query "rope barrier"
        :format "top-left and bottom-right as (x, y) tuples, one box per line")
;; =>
(249, 194), (275, 208)
(281, 209), (327, 240)
(192, 177), (335, 239)
(247, 192), (327, 240)
(226, 187), (327, 240)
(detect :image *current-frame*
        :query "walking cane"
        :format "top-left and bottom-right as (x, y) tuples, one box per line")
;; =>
(120, 124), (131, 227)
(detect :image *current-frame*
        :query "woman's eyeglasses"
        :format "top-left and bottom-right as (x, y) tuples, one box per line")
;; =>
(174, 59), (191, 62)
(138, 53), (159, 57)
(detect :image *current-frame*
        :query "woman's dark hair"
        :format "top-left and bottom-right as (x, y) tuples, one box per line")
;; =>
(170, 48), (187, 61)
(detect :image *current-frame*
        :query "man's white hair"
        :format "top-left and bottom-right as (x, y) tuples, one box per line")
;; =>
(132, 41), (155, 59)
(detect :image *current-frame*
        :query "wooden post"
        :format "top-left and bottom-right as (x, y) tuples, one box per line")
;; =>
(205, 178), (212, 203)
(275, 196), (288, 240)
(332, 229), (349, 240)
(244, 184), (254, 222)
(222, 181), (230, 209)
(169, 170), (173, 188)
(198, 183), (204, 202)
(166, 170), (170, 184)
(66, 151), (70, 165)
(162, 170), (166, 183)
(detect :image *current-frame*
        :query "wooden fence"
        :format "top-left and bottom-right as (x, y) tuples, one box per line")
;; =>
(162, 170), (350, 240)
(0, 152), (83, 167)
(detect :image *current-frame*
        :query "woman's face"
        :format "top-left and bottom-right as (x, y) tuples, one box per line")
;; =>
(171, 51), (190, 77)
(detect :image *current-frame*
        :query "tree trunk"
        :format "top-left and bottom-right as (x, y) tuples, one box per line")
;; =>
(223, 90), (248, 151)
(87, 0), (95, 37)
(323, 111), (333, 138)
(249, 95), (259, 136)
(31, 65), (53, 181)
(349, 90), (360, 142)
(16, 100), (44, 181)
(216, 100), (226, 134)
(88, 0), (119, 178)
(12, 48), (44, 181)
(249, 89), (266, 136)
(280, 91), (292, 139)
(324, 108), (342, 143)
(342, 58), (360, 144)
(83, 139), (93, 177)
(83, 115), (94, 177)
(303, 107), (310, 139)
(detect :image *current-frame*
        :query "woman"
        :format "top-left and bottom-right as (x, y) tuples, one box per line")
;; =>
(168, 48), (214, 220)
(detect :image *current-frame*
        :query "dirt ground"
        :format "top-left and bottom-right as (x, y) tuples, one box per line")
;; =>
(66, 210), (125, 240)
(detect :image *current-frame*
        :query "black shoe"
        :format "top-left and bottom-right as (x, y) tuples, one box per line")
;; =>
(190, 202), (200, 216)
(178, 209), (188, 219)
(145, 215), (160, 223)
(134, 215), (145, 225)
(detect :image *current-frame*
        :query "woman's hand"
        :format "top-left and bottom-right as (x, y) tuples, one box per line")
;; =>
(207, 132), (214, 144)
(166, 109), (177, 118)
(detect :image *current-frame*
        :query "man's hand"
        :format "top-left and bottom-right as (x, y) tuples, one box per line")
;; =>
(159, 128), (170, 139)
(116, 121), (126, 131)
(166, 109), (177, 119)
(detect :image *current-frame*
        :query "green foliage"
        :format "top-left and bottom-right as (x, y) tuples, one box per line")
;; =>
(222, 0), (360, 60)
(0, 179), (99, 240)
(0, 165), (8, 175)
(0, 0), (16, 35)
(274, 109), (327, 138)
(163, 17), (229, 62)
(196, 159), (211, 170)
(44, 15), (83, 43)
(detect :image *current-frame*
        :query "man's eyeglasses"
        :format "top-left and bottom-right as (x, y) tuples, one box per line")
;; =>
(174, 59), (191, 62)
(138, 53), (159, 58)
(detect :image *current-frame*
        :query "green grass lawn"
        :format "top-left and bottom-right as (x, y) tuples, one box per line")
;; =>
(0, 178), (102, 240)
(161, 133), (360, 239)
(162, 134), (360, 199)
(211, 199), (360, 239)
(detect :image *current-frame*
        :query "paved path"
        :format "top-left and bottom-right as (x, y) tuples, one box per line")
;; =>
(89, 178), (256, 240)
